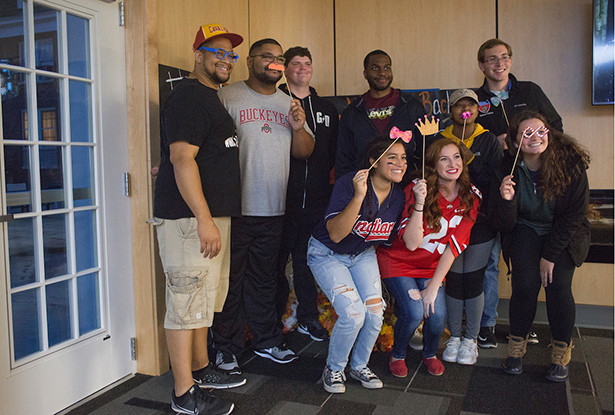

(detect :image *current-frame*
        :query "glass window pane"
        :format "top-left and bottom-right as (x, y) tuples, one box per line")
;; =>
(33, 4), (59, 73)
(74, 210), (96, 271)
(12, 288), (41, 360)
(66, 14), (89, 78)
(72, 146), (94, 206)
(2, 70), (28, 140)
(40, 146), (64, 210)
(0, 2), (26, 67)
(36, 76), (61, 141)
(42, 214), (67, 279)
(77, 273), (100, 335)
(68, 80), (91, 143)
(4, 144), (32, 212)
(8, 217), (36, 288)
(46, 280), (72, 347)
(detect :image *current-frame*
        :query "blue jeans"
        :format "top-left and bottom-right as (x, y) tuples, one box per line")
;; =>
(481, 233), (501, 327)
(307, 237), (384, 372)
(384, 277), (446, 359)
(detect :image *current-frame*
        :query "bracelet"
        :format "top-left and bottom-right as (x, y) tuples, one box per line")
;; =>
(414, 208), (423, 212)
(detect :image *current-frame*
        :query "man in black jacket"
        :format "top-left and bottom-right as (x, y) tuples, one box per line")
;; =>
(276, 46), (338, 341)
(475, 38), (563, 349)
(335, 50), (427, 181)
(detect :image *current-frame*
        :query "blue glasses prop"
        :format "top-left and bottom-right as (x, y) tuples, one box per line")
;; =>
(199, 46), (239, 63)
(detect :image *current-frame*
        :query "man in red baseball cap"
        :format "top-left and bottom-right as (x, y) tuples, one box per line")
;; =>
(153, 23), (244, 415)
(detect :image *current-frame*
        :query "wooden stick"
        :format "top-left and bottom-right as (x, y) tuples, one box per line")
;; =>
(510, 136), (524, 176)
(368, 138), (400, 172)
(422, 134), (425, 179)
(501, 102), (510, 127)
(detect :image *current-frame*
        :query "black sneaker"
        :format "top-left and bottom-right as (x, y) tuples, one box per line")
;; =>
(193, 362), (246, 389)
(254, 345), (298, 363)
(171, 384), (234, 415)
(215, 350), (242, 375)
(298, 320), (329, 341)
(478, 326), (498, 349)
(528, 331), (539, 345)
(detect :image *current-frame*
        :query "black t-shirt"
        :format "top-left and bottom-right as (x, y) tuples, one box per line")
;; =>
(154, 78), (241, 219)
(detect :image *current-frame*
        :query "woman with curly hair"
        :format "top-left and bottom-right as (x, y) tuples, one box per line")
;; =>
(492, 111), (590, 382)
(307, 135), (407, 394)
(377, 138), (480, 377)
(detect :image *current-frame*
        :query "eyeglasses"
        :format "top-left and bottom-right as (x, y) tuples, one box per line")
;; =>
(250, 54), (286, 64)
(199, 46), (239, 63)
(484, 55), (511, 65)
(522, 126), (549, 139)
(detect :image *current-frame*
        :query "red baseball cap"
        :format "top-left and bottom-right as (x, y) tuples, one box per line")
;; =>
(193, 24), (243, 51)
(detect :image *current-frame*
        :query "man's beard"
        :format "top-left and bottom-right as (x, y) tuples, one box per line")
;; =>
(204, 65), (230, 85)
(368, 76), (392, 92)
(253, 68), (282, 85)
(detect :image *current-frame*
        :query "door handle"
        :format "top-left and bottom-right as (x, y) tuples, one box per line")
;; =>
(0, 214), (14, 223)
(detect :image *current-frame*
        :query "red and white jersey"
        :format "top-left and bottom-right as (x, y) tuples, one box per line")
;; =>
(377, 179), (480, 280)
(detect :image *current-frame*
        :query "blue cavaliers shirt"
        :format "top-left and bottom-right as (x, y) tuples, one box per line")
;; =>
(311, 172), (405, 255)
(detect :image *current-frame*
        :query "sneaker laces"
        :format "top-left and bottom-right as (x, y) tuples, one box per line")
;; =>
(507, 335), (528, 358)
(217, 351), (236, 365)
(356, 366), (377, 380)
(328, 369), (345, 383)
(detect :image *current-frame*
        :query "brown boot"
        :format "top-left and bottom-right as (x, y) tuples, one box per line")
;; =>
(546, 340), (573, 382)
(502, 334), (527, 375)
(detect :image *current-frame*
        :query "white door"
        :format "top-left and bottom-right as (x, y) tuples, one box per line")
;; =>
(0, 1), (135, 413)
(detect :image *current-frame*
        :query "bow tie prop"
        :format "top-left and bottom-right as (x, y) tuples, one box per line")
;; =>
(415, 116), (440, 179)
(490, 91), (510, 127)
(367, 126), (412, 172)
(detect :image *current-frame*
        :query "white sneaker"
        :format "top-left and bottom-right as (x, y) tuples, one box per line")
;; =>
(457, 338), (479, 365)
(442, 336), (462, 362)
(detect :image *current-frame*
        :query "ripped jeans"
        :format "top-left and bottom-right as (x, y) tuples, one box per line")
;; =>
(307, 237), (384, 373)
(383, 277), (446, 359)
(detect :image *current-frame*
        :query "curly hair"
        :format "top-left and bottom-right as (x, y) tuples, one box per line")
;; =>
(505, 111), (590, 200)
(416, 138), (476, 232)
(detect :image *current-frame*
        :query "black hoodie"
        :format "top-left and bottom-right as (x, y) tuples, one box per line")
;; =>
(279, 84), (339, 211)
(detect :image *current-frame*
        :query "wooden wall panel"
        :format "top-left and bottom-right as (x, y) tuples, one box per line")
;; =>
(499, 0), (614, 190)
(156, 0), (250, 83)
(247, 0), (335, 96)
(335, 0), (496, 95)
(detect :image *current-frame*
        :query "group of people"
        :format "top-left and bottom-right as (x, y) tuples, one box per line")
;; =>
(152, 24), (591, 415)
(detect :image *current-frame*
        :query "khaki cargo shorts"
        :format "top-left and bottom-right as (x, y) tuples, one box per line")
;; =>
(151, 216), (231, 330)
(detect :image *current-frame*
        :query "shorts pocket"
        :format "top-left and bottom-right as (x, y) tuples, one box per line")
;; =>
(165, 270), (206, 326)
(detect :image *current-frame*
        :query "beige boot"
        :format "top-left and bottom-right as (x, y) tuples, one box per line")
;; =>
(546, 340), (573, 382)
(502, 334), (527, 375)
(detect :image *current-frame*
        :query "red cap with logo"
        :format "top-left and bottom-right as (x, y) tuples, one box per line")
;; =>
(193, 24), (243, 51)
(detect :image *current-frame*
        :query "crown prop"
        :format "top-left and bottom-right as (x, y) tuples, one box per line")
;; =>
(415, 115), (440, 135)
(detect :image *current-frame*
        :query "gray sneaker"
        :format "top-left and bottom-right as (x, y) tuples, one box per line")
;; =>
(349, 366), (383, 389)
(254, 345), (298, 363)
(193, 362), (246, 389)
(215, 350), (241, 375)
(409, 329), (424, 351)
(322, 365), (346, 393)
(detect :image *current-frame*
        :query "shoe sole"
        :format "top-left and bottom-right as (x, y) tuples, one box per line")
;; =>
(477, 336), (498, 349)
(297, 326), (326, 342)
(442, 354), (458, 363)
(172, 401), (234, 415)
(323, 383), (345, 393)
(194, 378), (247, 389)
(457, 358), (477, 365)
(254, 350), (299, 364)
(349, 372), (383, 389)
(502, 366), (523, 375)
